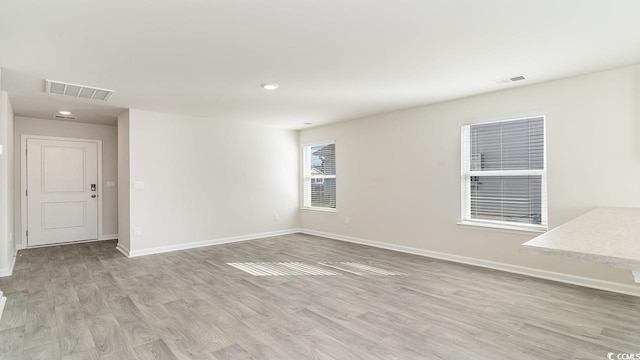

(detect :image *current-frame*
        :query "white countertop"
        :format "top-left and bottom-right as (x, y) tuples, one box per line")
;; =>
(521, 207), (640, 273)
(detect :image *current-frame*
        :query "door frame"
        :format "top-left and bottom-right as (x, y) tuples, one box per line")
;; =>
(20, 135), (103, 249)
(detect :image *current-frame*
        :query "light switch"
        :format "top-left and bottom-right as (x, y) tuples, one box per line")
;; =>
(106, 181), (116, 188)
(0, 144), (3, 155)
(133, 226), (142, 235)
(133, 181), (145, 189)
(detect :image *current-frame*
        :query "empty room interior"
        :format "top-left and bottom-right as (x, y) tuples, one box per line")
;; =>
(1, 1), (640, 359)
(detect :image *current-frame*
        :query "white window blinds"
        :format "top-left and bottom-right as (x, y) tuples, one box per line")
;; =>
(303, 142), (336, 210)
(461, 116), (547, 230)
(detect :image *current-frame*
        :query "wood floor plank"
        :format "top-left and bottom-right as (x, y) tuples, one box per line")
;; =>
(51, 279), (80, 307)
(76, 283), (111, 317)
(211, 343), (254, 360)
(0, 290), (28, 331)
(25, 297), (56, 334)
(60, 348), (100, 360)
(134, 339), (179, 360)
(55, 303), (96, 356)
(24, 324), (58, 351)
(22, 341), (61, 360)
(119, 321), (159, 349)
(0, 326), (25, 360)
(87, 313), (137, 359)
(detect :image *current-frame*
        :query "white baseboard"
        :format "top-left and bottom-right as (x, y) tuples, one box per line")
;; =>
(115, 243), (130, 257)
(299, 229), (640, 298)
(0, 294), (6, 321)
(126, 229), (300, 258)
(0, 248), (18, 277)
(100, 234), (119, 241)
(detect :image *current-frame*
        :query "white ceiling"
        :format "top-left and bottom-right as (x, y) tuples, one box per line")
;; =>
(1, 0), (640, 128)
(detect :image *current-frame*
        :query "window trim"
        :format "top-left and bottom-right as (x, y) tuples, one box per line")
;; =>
(457, 219), (547, 234)
(460, 115), (548, 232)
(301, 140), (337, 212)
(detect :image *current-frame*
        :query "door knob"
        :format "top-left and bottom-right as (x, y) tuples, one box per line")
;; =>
(91, 195), (97, 198)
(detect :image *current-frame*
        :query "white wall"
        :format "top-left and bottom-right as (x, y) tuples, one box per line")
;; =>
(124, 109), (299, 253)
(299, 64), (640, 285)
(13, 117), (118, 247)
(0, 91), (15, 275)
(117, 111), (130, 252)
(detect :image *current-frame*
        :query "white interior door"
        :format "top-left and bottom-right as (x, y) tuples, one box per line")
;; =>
(27, 138), (99, 246)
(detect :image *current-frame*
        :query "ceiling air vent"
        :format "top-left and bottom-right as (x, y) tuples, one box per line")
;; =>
(54, 114), (78, 120)
(45, 79), (114, 101)
(495, 74), (527, 85)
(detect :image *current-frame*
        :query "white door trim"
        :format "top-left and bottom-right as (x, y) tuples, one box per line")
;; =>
(20, 135), (103, 249)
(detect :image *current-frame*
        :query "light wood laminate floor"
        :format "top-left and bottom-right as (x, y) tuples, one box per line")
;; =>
(0, 233), (639, 359)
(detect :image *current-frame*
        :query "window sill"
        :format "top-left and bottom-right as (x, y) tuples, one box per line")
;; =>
(301, 207), (337, 213)
(457, 220), (546, 235)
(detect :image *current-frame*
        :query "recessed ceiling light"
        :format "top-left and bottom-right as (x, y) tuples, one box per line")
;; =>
(301, 122), (312, 126)
(59, 110), (72, 115)
(261, 83), (279, 90)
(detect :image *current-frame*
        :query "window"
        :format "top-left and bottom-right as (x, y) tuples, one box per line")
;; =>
(461, 116), (547, 231)
(303, 141), (336, 210)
